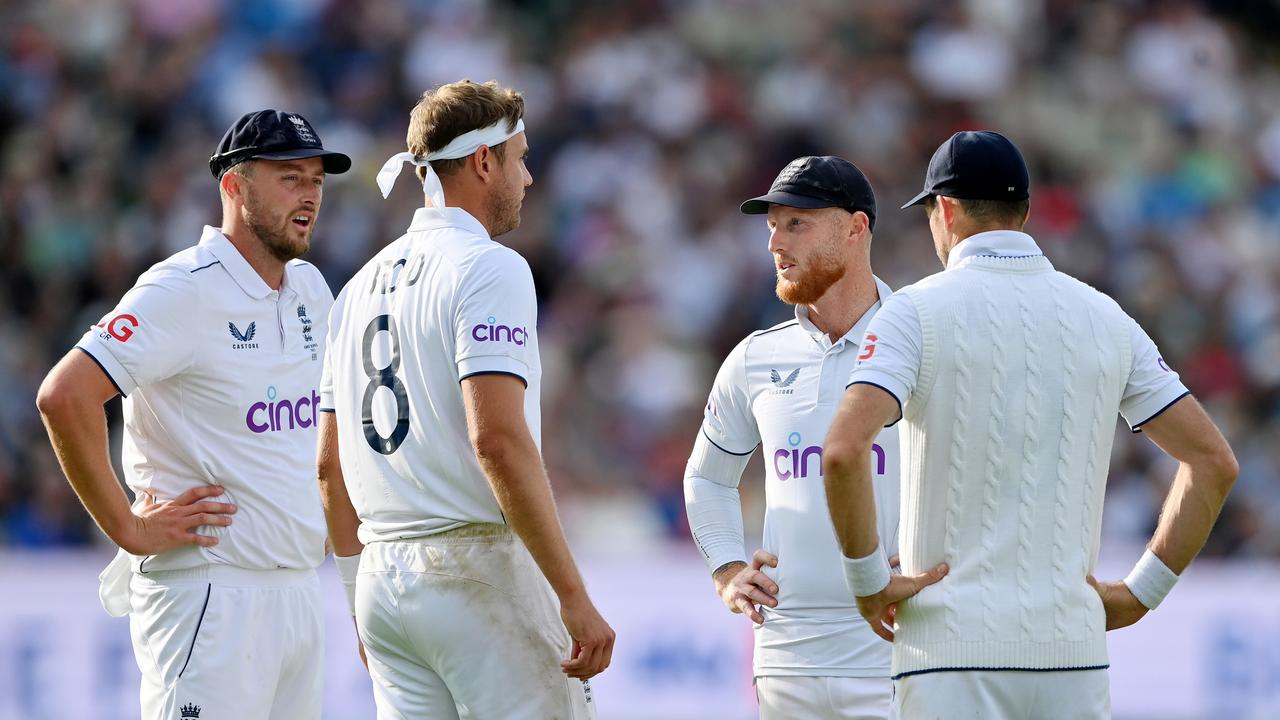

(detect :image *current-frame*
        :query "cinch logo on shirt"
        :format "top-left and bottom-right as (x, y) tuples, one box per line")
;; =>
(97, 314), (139, 342)
(245, 385), (320, 434)
(773, 432), (886, 481)
(471, 316), (527, 346)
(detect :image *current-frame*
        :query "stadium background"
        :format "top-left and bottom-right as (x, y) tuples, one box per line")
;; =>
(1, 0), (1279, 717)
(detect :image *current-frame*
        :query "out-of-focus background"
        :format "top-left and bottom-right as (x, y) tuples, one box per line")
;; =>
(2, 0), (1279, 718)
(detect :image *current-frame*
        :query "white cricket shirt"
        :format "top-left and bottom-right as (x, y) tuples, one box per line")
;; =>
(698, 278), (900, 677)
(321, 207), (541, 543)
(76, 226), (333, 573)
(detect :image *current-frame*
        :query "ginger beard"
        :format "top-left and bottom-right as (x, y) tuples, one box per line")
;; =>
(243, 184), (314, 262)
(775, 233), (848, 306)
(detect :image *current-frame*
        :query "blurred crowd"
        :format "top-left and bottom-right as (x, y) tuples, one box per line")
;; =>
(2, 0), (1278, 558)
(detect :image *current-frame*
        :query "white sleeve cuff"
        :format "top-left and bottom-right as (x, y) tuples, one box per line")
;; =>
(75, 339), (138, 396)
(844, 372), (906, 426)
(457, 355), (530, 384)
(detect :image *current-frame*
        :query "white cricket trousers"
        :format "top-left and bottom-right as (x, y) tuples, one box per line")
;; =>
(128, 565), (323, 720)
(756, 675), (897, 719)
(896, 669), (1110, 719)
(357, 524), (596, 720)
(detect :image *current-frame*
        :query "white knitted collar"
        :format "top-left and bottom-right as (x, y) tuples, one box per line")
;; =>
(947, 230), (1041, 270)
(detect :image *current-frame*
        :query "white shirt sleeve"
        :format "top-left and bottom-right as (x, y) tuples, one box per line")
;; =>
(684, 339), (758, 574)
(319, 285), (347, 412)
(846, 293), (924, 425)
(454, 248), (538, 385)
(1120, 317), (1190, 432)
(74, 266), (198, 396)
(699, 338), (760, 456)
(684, 433), (751, 574)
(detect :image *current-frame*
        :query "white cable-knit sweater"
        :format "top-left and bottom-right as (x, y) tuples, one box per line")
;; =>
(893, 253), (1132, 676)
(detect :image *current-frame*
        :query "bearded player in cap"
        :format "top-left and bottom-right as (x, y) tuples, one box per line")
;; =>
(684, 156), (944, 719)
(36, 110), (349, 719)
(317, 79), (612, 719)
(824, 131), (1237, 718)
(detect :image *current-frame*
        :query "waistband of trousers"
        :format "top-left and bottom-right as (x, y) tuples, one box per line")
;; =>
(137, 564), (315, 586)
(389, 522), (514, 545)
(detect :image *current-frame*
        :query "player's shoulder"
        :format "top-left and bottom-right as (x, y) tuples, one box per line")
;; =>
(1052, 270), (1124, 311)
(462, 241), (531, 275)
(737, 318), (804, 357)
(749, 318), (802, 341)
(285, 258), (333, 300)
(133, 245), (209, 293)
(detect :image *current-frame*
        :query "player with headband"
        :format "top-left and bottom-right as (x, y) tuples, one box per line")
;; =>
(318, 79), (611, 719)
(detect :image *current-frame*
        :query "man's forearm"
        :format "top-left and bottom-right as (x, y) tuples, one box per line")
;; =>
(316, 414), (362, 557)
(1148, 459), (1236, 574)
(475, 434), (586, 601)
(823, 443), (880, 559)
(38, 397), (134, 545)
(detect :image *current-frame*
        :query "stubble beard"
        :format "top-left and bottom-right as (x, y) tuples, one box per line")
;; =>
(245, 189), (311, 262)
(486, 183), (523, 238)
(775, 242), (848, 306)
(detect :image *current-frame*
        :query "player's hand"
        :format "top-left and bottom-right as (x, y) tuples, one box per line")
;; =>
(119, 485), (236, 556)
(1087, 575), (1149, 631)
(713, 549), (780, 624)
(559, 594), (615, 680)
(855, 562), (948, 643)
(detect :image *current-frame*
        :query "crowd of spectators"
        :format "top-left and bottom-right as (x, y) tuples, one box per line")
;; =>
(2, 0), (1278, 558)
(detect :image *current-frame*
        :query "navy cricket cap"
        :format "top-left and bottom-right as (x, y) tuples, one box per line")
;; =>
(209, 110), (352, 179)
(901, 131), (1029, 209)
(740, 156), (877, 231)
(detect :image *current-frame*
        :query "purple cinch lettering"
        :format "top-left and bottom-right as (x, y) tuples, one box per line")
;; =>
(247, 402), (270, 433)
(274, 399), (295, 431)
(800, 446), (823, 478)
(871, 443), (886, 476)
(296, 394), (312, 428)
(774, 449), (792, 481)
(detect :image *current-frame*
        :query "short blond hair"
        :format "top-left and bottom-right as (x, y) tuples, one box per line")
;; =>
(407, 80), (524, 180)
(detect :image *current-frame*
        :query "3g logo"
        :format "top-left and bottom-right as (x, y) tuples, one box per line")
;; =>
(98, 314), (139, 342)
(858, 333), (877, 361)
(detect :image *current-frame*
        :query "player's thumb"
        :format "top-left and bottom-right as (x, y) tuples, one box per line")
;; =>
(909, 562), (949, 593)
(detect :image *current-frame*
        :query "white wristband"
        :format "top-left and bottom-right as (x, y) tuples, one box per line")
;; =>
(843, 544), (891, 598)
(1123, 549), (1179, 610)
(335, 553), (361, 616)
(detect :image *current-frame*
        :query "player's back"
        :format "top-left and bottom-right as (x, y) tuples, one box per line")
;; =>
(322, 207), (541, 542)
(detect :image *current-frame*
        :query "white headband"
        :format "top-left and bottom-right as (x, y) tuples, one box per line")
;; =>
(376, 118), (525, 207)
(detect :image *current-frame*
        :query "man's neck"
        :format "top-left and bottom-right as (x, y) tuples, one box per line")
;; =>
(221, 223), (286, 290)
(805, 264), (879, 343)
(434, 186), (495, 237)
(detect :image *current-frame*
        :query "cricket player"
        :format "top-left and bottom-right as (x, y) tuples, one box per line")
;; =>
(35, 110), (350, 719)
(316, 79), (613, 719)
(684, 156), (925, 719)
(823, 131), (1238, 718)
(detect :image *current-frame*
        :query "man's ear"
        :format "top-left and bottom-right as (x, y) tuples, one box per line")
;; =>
(849, 210), (871, 241)
(938, 196), (958, 228)
(220, 170), (241, 201)
(469, 145), (495, 185)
